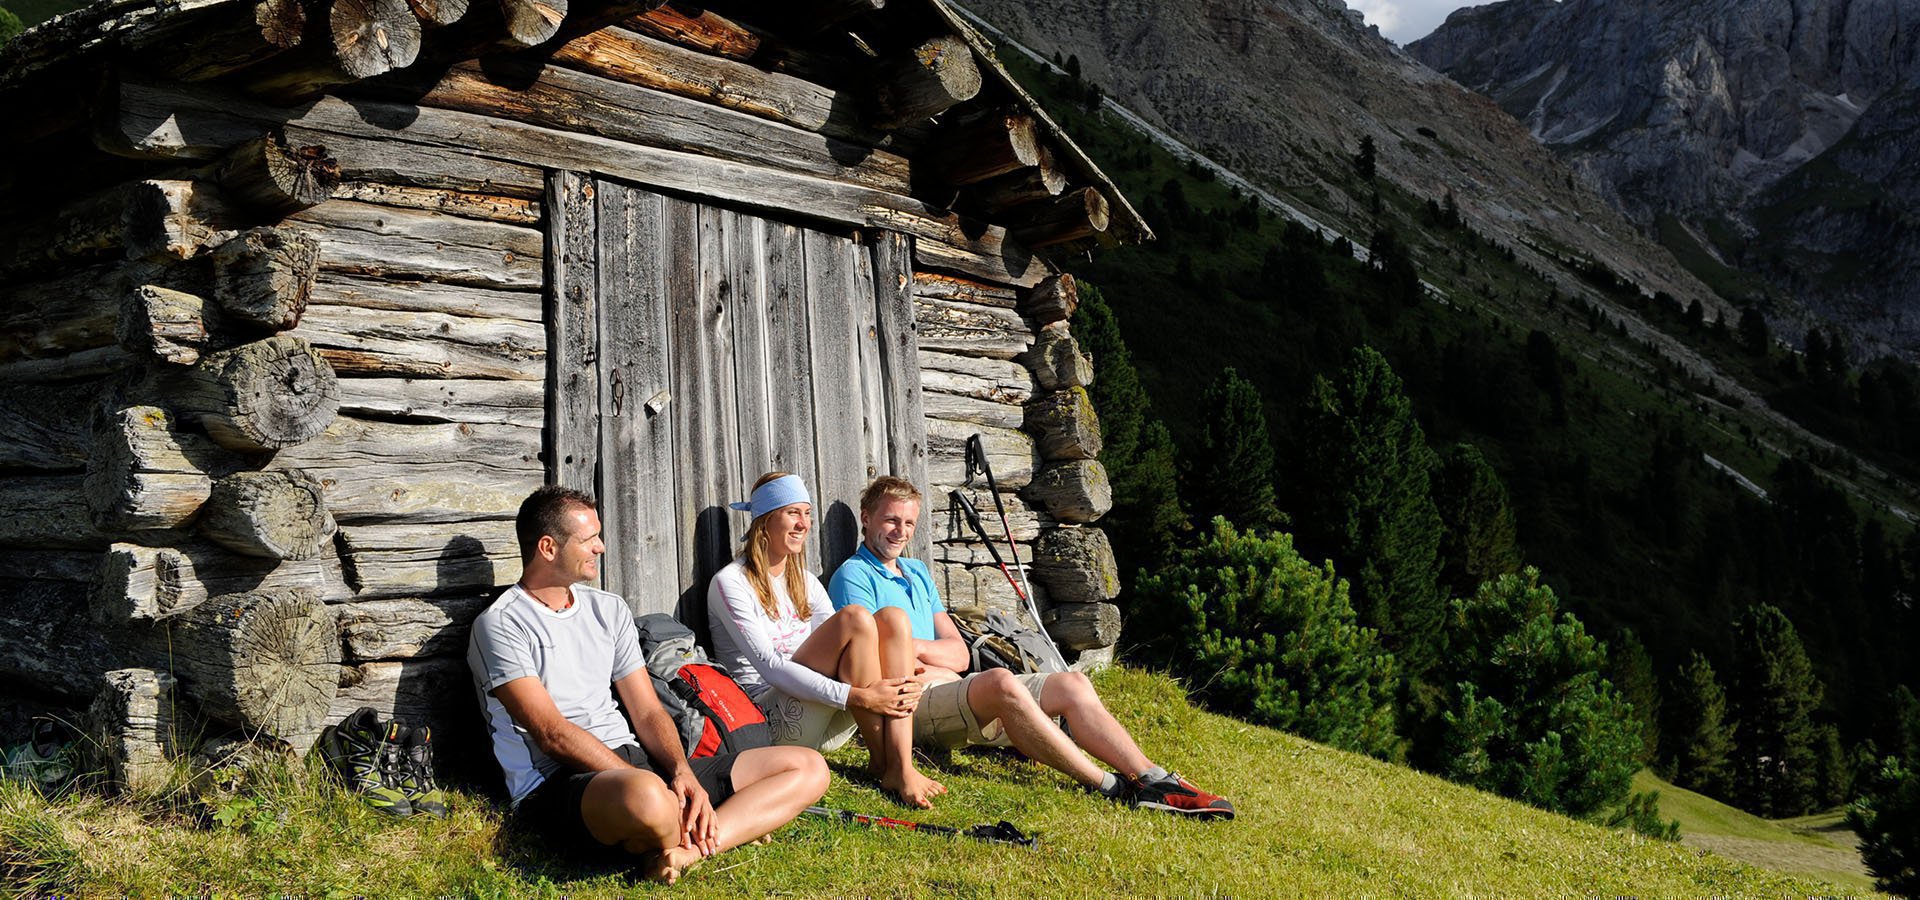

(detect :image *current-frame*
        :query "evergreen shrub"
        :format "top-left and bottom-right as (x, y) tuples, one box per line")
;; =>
(1133, 518), (1401, 760)
(1426, 569), (1641, 816)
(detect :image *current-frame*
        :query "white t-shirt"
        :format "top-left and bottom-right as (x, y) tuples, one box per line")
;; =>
(467, 583), (645, 804)
(707, 559), (849, 709)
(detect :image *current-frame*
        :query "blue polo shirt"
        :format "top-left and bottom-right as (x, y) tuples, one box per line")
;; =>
(828, 544), (943, 640)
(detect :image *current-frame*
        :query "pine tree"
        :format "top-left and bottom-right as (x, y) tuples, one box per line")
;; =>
(1426, 569), (1641, 816)
(1071, 284), (1188, 577)
(1885, 685), (1920, 765)
(1739, 307), (1771, 356)
(1294, 346), (1444, 680)
(1665, 651), (1736, 797)
(1133, 518), (1401, 759)
(1354, 135), (1377, 182)
(1608, 629), (1660, 766)
(1431, 442), (1521, 599)
(1850, 757), (1920, 897)
(1728, 604), (1825, 817)
(1192, 367), (1282, 532)
(1, 5), (23, 45)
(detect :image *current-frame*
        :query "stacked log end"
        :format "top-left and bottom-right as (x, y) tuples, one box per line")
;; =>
(912, 263), (1121, 666)
(157, 588), (342, 745)
(871, 34), (982, 129)
(174, 334), (341, 452)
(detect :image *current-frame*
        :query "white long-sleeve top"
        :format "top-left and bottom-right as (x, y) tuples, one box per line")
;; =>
(707, 558), (850, 709)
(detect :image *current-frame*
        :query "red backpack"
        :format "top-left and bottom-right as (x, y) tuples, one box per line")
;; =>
(634, 614), (771, 758)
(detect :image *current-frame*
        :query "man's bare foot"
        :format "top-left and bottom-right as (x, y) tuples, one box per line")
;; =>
(881, 767), (947, 809)
(637, 846), (703, 884)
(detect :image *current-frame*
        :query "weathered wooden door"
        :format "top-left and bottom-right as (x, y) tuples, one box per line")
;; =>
(547, 173), (929, 618)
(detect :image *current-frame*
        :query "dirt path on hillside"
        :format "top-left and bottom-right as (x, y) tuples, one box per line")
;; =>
(1681, 828), (1872, 891)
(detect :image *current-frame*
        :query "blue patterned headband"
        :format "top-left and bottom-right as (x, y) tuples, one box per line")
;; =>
(729, 474), (812, 520)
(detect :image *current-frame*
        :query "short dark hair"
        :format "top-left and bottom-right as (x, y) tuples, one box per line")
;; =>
(517, 485), (597, 562)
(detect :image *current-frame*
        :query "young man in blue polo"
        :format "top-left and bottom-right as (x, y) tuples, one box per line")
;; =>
(826, 475), (1234, 819)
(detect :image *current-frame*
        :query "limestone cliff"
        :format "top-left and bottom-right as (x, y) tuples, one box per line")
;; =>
(959, 0), (1724, 322)
(1412, 0), (1920, 359)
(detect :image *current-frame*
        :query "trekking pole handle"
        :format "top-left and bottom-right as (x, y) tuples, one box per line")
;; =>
(964, 433), (987, 487)
(948, 490), (1029, 603)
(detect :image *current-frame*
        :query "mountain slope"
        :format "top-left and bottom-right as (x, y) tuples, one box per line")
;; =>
(1410, 0), (1920, 362)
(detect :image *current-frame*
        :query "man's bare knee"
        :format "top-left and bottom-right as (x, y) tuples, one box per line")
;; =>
(969, 668), (1036, 719)
(791, 748), (830, 798)
(583, 770), (677, 846)
(1048, 671), (1096, 707)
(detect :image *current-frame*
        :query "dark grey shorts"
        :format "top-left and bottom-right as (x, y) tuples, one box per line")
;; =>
(513, 744), (738, 856)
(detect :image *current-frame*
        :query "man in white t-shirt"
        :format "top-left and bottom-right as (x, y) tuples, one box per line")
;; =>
(468, 486), (827, 883)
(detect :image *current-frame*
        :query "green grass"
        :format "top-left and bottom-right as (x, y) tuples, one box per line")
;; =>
(0, 670), (1871, 897)
(1628, 770), (1876, 892)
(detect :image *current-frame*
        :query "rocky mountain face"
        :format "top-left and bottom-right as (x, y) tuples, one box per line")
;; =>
(958, 0), (1724, 321)
(1411, 0), (1920, 361)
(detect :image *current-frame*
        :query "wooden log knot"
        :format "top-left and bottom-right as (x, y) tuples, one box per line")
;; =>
(87, 667), (181, 793)
(331, 0), (424, 78)
(1044, 601), (1120, 651)
(1020, 274), (1078, 327)
(85, 405), (245, 532)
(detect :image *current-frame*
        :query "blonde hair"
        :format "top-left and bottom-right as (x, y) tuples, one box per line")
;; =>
(741, 471), (813, 622)
(859, 475), (922, 516)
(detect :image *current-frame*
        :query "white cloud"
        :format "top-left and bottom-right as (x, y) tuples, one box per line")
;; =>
(1344, 0), (1480, 45)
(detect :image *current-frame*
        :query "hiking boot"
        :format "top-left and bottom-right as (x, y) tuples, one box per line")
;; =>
(395, 726), (450, 818)
(1127, 771), (1235, 820)
(319, 707), (411, 818)
(2, 720), (78, 794)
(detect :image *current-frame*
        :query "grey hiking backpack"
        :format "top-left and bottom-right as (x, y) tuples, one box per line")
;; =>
(948, 608), (1069, 675)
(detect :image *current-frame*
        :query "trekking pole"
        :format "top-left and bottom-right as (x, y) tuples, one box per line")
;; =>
(802, 805), (1038, 850)
(963, 434), (1036, 604)
(948, 489), (1070, 673)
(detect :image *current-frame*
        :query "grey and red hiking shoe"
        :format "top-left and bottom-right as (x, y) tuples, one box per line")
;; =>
(395, 725), (450, 818)
(1128, 772), (1235, 820)
(319, 707), (412, 818)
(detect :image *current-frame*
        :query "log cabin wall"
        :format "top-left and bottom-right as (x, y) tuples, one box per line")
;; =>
(0, 0), (1142, 767)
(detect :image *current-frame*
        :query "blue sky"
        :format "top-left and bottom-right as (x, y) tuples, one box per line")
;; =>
(1346, 0), (1485, 45)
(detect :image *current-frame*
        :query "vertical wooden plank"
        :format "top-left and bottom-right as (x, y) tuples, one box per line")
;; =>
(595, 181), (678, 614)
(764, 220), (823, 575)
(872, 233), (932, 563)
(545, 171), (597, 503)
(691, 202), (743, 631)
(728, 211), (774, 488)
(664, 197), (739, 625)
(666, 196), (707, 614)
(852, 234), (887, 484)
(805, 229), (866, 579)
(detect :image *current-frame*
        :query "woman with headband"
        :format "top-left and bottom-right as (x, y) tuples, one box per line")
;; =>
(707, 471), (947, 808)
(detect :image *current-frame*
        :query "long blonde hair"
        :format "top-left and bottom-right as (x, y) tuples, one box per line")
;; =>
(741, 471), (813, 622)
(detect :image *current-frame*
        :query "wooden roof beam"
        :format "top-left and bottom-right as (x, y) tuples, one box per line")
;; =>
(870, 33), (980, 130)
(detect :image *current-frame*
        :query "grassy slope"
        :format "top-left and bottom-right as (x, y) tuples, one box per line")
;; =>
(1, 670), (1861, 897)
(1630, 770), (1875, 893)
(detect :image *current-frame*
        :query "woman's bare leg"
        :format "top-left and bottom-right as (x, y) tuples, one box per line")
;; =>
(790, 605), (943, 806)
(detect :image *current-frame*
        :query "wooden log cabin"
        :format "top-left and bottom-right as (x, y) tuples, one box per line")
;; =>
(0, 0), (1146, 773)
